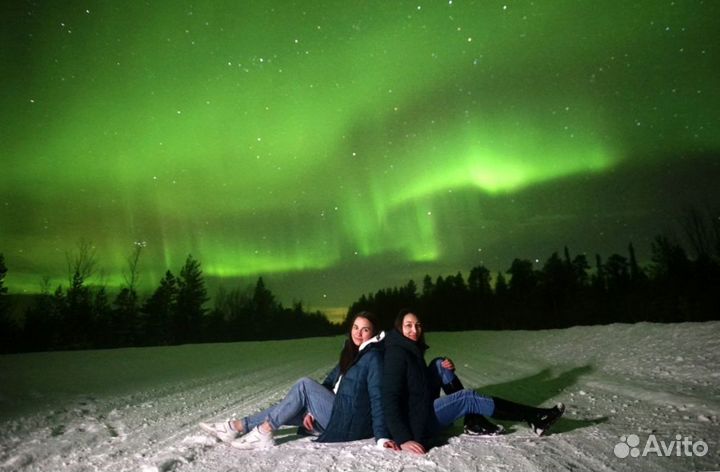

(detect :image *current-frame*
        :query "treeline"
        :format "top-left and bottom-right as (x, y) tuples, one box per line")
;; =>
(0, 248), (339, 354)
(344, 234), (720, 331)
(2, 213), (719, 353)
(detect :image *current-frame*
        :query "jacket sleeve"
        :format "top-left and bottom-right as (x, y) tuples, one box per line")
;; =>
(382, 345), (413, 444)
(322, 364), (341, 391)
(365, 351), (390, 441)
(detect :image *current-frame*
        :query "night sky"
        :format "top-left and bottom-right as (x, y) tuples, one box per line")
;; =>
(2, 1), (719, 317)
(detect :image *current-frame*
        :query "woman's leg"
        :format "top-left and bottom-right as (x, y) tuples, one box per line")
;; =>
(429, 358), (502, 435)
(232, 377), (337, 449)
(433, 392), (564, 436)
(242, 403), (292, 433)
(432, 389), (495, 430)
(492, 397), (566, 422)
(243, 377), (335, 432)
(490, 397), (565, 435)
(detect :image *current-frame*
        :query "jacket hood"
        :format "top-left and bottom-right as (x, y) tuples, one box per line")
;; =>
(359, 330), (385, 352)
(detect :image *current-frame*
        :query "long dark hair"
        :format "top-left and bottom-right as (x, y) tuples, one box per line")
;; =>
(338, 311), (379, 375)
(395, 308), (426, 345)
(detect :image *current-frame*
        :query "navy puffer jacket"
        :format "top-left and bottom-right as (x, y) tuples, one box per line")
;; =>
(381, 329), (435, 447)
(317, 333), (389, 443)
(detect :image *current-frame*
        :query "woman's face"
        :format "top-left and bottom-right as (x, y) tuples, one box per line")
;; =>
(351, 316), (375, 346)
(401, 313), (422, 342)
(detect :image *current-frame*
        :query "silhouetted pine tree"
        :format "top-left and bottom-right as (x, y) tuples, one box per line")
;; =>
(467, 265), (492, 329)
(251, 277), (276, 337)
(438, 272), (470, 330)
(0, 254), (17, 353)
(540, 252), (570, 328)
(203, 306), (228, 342)
(682, 206), (715, 260)
(112, 288), (139, 347)
(215, 284), (254, 341)
(506, 259), (539, 328)
(494, 272), (508, 296)
(649, 235), (692, 321)
(592, 254), (605, 291)
(571, 254), (590, 287)
(604, 254), (630, 292)
(92, 286), (112, 347)
(175, 255), (209, 344)
(63, 270), (95, 349)
(493, 271), (509, 327)
(142, 270), (178, 345)
(422, 275), (434, 298)
(110, 242), (144, 346)
(628, 243), (646, 284)
(468, 265), (492, 297)
(23, 285), (64, 352)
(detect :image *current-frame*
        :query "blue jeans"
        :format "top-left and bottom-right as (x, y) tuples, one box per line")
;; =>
(242, 377), (335, 433)
(427, 357), (495, 431)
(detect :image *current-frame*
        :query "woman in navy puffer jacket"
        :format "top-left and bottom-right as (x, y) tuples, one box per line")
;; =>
(200, 311), (398, 450)
(383, 309), (565, 454)
(316, 317), (390, 445)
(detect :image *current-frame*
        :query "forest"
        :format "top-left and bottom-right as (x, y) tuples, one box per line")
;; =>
(343, 208), (720, 330)
(0, 247), (339, 354)
(344, 236), (719, 332)
(1, 210), (719, 354)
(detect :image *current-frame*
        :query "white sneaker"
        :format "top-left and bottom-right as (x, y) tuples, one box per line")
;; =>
(231, 426), (275, 450)
(199, 421), (240, 443)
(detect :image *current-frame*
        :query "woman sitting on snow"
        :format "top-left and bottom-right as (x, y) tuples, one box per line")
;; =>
(383, 309), (566, 455)
(200, 311), (399, 450)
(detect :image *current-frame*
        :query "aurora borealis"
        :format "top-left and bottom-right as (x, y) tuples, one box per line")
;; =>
(1, 1), (719, 315)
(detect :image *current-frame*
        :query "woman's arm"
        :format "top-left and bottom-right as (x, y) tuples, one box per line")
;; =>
(321, 364), (340, 391)
(366, 351), (392, 444)
(382, 346), (414, 445)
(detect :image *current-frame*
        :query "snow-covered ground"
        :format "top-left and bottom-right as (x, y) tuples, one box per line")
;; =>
(0, 322), (718, 472)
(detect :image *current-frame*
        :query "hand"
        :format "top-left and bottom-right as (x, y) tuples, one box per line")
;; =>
(383, 440), (401, 451)
(303, 413), (315, 431)
(400, 440), (426, 455)
(441, 358), (455, 371)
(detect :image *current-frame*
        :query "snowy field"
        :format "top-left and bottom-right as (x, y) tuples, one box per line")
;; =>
(0, 322), (718, 472)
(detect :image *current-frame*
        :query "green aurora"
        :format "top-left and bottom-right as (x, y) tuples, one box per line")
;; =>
(1, 0), (719, 314)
